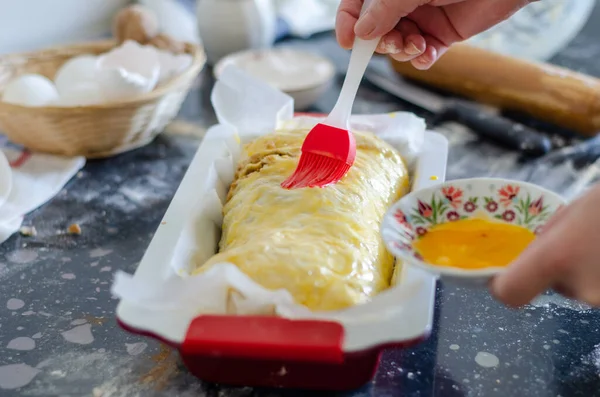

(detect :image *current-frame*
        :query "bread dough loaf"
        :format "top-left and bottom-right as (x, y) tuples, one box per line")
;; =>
(195, 128), (410, 311)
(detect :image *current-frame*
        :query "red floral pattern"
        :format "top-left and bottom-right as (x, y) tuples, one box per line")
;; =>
(464, 201), (477, 213)
(528, 197), (543, 216)
(394, 209), (410, 228)
(386, 181), (560, 263)
(393, 241), (412, 251)
(499, 185), (520, 208)
(502, 210), (516, 222)
(417, 200), (433, 218)
(416, 227), (427, 236)
(485, 199), (498, 213)
(442, 186), (463, 209)
(447, 211), (460, 221)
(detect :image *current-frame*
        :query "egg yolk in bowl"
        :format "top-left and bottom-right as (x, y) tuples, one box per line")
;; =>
(412, 218), (536, 270)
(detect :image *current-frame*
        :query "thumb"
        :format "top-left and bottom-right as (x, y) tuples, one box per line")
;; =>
(355, 0), (423, 39)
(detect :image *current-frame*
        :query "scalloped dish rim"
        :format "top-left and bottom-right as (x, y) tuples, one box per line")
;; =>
(381, 177), (567, 281)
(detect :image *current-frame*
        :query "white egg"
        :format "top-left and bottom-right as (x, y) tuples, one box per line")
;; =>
(156, 50), (193, 83)
(55, 82), (106, 107)
(97, 40), (160, 95)
(96, 67), (151, 100)
(1, 74), (59, 106)
(54, 55), (99, 95)
(174, 54), (193, 73)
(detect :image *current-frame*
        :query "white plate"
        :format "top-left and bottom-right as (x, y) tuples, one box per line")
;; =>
(213, 47), (335, 92)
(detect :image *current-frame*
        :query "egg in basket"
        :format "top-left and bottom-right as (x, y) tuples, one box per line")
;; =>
(0, 5), (205, 158)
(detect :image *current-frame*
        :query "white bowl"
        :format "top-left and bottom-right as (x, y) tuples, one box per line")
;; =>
(381, 178), (567, 285)
(213, 47), (335, 110)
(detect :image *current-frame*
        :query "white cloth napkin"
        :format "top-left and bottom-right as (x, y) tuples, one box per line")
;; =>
(0, 140), (85, 244)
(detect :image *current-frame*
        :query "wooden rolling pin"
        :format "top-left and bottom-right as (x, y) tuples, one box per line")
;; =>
(389, 43), (600, 136)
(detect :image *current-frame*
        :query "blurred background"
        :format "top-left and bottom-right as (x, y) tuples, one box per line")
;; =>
(0, 0), (595, 62)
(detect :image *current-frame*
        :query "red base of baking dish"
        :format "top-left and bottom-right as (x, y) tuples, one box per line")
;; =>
(181, 347), (382, 390)
(117, 315), (430, 391)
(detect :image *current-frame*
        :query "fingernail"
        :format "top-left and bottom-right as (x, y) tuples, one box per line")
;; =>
(416, 56), (430, 65)
(380, 39), (401, 55)
(354, 12), (375, 38)
(405, 42), (422, 55)
(412, 58), (431, 71)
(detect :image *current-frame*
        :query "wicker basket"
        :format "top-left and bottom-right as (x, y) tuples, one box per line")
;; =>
(0, 40), (206, 158)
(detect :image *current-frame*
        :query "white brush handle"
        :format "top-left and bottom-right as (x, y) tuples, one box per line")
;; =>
(326, 0), (379, 130)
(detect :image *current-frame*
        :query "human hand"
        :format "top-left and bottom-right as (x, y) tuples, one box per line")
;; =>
(492, 184), (600, 307)
(335, 0), (535, 70)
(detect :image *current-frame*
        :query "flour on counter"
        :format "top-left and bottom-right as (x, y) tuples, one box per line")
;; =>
(7, 337), (36, 351)
(0, 363), (40, 390)
(125, 342), (147, 356)
(6, 298), (25, 310)
(475, 352), (500, 368)
(7, 249), (39, 264)
(61, 324), (94, 345)
(530, 293), (592, 312)
(90, 248), (112, 259)
(581, 344), (600, 372)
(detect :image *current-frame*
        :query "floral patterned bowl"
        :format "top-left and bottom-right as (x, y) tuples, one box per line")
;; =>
(381, 178), (566, 284)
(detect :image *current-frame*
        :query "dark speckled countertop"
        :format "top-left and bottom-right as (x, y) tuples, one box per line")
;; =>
(3, 6), (600, 397)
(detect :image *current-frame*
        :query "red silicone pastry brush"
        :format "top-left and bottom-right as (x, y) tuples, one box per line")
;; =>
(281, 1), (378, 189)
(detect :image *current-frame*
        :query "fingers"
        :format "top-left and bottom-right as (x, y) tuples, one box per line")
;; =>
(376, 30), (404, 55)
(397, 19), (426, 58)
(535, 205), (568, 236)
(552, 283), (577, 300)
(411, 45), (438, 70)
(443, 0), (534, 41)
(382, 19), (425, 60)
(355, 0), (489, 39)
(381, 19), (445, 70)
(373, 4), (457, 69)
(340, 0), (459, 70)
(336, 0), (363, 49)
(491, 225), (567, 307)
(355, 0), (423, 40)
(491, 202), (574, 306)
(411, 34), (448, 70)
(407, 4), (464, 45)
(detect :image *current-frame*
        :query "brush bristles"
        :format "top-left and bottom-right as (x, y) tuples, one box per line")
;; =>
(281, 153), (350, 189)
